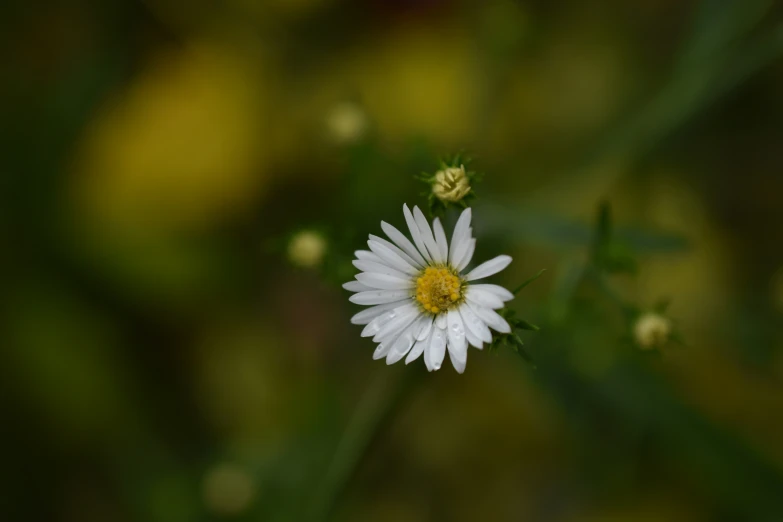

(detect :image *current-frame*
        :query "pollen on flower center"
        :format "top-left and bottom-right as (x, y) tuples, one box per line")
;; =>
(415, 266), (462, 314)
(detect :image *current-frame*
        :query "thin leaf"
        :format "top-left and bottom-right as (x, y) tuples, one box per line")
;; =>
(476, 204), (690, 254)
(653, 298), (671, 314)
(596, 200), (612, 248)
(512, 269), (547, 295)
(514, 319), (540, 331)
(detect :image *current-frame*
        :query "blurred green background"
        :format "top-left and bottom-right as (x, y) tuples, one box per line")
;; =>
(2, 0), (783, 520)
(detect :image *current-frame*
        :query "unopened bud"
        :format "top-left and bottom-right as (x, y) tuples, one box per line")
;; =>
(432, 165), (471, 203)
(633, 312), (671, 349)
(288, 230), (327, 268)
(326, 101), (368, 145)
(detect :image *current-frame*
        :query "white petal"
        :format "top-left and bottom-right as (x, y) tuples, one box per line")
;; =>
(386, 318), (422, 364)
(455, 238), (476, 272)
(368, 240), (419, 275)
(350, 289), (411, 305)
(373, 305), (420, 343)
(343, 280), (372, 292)
(448, 347), (467, 374)
(458, 303), (492, 344)
(406, 332), (429, 364)
(406, 318), (433, 365)
(352, 260), (409, 279)
(356, 272), (414, 290)
(369, 234), (422, 271)
(467, 301), (511, 334)
(350, 301), (404, 325)
(446, 309), (468, 363)
(373, 343), (391, 360)
(465, 255), (512, 281)
(361, 310), (395, 337)
(448, 208), (472, 266)
(413, 206), (442, 263)
(470, 284), (514, 302)
(423, 346), (433, 371)
(355, 250), (382, 263)
(361, 303), (415, 337)
(463, 323), (483, 350)
(432, 218), (449, 263)
(466, 286), (505, 309)
(416, 317), (433, 341)
(426, 326), (447, 371)
(381, 221), (427, 267)
(403, 204), (432, 263)
(435, 313), (448, 329)
(450, 240), (469, 271)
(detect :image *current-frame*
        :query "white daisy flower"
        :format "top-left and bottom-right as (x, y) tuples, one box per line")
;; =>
(343, 204), (514, 373)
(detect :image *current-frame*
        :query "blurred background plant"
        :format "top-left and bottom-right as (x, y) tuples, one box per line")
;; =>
(2, 0), (783, 521)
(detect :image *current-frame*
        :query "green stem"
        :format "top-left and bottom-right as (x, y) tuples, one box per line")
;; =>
(307, 368), (419, 521)
(588, 266), (631, 312)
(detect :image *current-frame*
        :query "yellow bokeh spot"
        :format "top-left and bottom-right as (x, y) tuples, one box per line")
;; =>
(72, 42), (270, 232)
(415, 266), (462, 315)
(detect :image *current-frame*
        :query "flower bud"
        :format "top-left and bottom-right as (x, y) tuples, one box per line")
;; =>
(633, 312), (671, 349)
(287, 230), (327, 268)
(432, 164), (471, 203)
(326, 101), (368, 145)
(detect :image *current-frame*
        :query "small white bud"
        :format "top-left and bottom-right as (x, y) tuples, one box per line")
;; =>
(287, 230), (327, 268)
(326, 101), (368, 145)
(432, 164), (471, 203)
(633, 312), (672, 349)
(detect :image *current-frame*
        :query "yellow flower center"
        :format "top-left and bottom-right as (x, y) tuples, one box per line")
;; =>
(415, 266), (462, 314)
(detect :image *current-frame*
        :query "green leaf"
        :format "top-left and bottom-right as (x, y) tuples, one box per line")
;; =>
(678, 0), (773, 70)
(513, 319), (540, 331)
(653, 298), (671, 314)
(475, 204), (689, 254)
(669, 330), (687, 347)
(511, 334), (536, 366)
(600, 242), (638, 274)
(595, 200), (612, 248)
(512, 269), (547, 295)
(515, 347), (535, 366)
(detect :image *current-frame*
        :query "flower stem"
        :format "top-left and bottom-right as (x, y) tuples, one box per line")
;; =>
(307, 368), (420, 521)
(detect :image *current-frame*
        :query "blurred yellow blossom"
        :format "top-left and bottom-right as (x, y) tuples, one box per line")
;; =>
(71, 42), (270, 232)
(336, 23), (479, 145)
